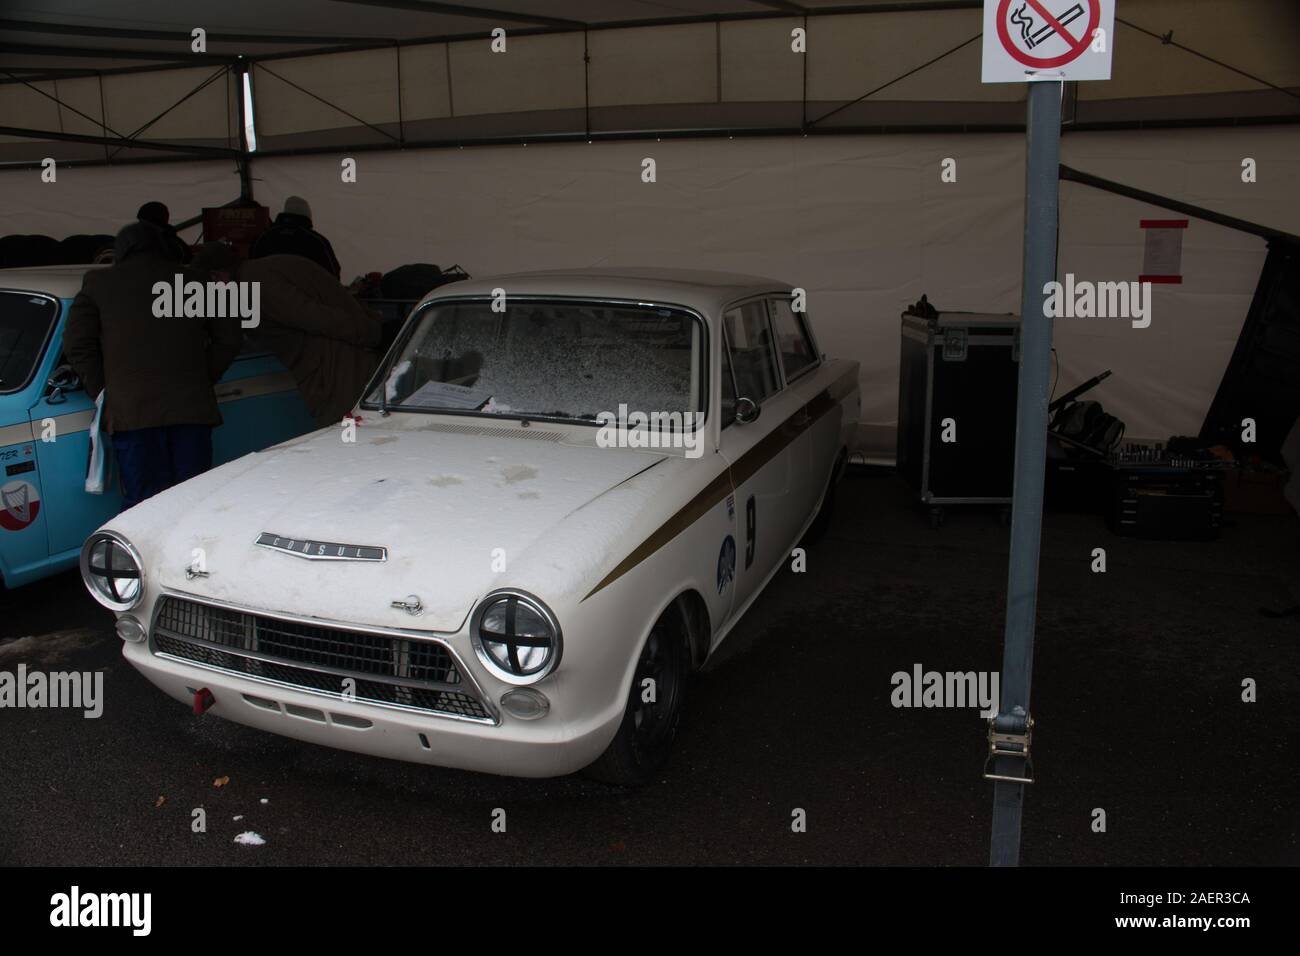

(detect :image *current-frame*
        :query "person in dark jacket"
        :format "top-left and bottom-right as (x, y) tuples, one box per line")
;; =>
(249, 196), (341, 279)
(65, 224), (241, 509)
(192, 243), (380, 427)
(136, 201), (192, 263)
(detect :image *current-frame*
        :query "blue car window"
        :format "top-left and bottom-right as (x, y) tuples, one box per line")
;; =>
(0, 291), (58, 395)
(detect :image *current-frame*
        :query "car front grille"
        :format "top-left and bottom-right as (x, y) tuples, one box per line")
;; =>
(151, 596), (493, 722)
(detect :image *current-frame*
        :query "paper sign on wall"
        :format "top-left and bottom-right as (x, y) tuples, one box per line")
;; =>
(1140, 219), (1188, 284)
(982, 0), (1115, 83)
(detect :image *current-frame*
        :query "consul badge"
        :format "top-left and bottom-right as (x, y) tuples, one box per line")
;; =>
(255, 532), (387, 561)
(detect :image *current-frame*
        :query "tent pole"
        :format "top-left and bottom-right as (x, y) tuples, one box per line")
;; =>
(988, 78), (1061, 868)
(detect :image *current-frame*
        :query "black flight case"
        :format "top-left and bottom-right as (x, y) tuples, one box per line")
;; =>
(897, 305), (1021, 526)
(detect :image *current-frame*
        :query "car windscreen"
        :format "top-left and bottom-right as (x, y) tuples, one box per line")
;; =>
(367, 299), (702, 423)
(0, 292), (58, 395)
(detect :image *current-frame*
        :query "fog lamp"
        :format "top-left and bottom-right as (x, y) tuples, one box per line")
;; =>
(500, 688), (550, 721)
(115, 615), (146, 643)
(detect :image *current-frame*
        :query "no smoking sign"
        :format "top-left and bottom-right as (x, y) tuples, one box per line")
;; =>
(982, 0), (1114, 82)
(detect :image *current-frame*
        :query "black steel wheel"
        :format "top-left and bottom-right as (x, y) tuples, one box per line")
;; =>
(585, 604), (690, 786)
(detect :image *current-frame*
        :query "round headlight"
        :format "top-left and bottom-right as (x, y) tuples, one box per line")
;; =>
(80, 531), (144, 611)
(470, 590), (561, 685)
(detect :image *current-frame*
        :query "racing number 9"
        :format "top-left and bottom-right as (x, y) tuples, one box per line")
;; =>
(745, 495), (756, 570)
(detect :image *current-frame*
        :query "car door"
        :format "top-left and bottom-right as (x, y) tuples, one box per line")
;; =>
(210, 347), (316, 465)
(27, 299), (121, 560)
(767, 296), (830, 521)
(30, 371), (119, 559)
(0, 290), (66, 584)
(717, 297), (802, 614)
(0, 415), (48, 586)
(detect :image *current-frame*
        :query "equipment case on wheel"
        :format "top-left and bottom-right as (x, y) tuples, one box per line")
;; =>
(896, 303), (1021, 524)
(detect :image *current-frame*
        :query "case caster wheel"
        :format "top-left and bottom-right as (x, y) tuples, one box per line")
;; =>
(929, 507), (945, 529)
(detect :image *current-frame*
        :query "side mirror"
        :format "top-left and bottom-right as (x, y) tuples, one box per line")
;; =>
(47, 365), (82, 404)
(735, 396), (761, 425)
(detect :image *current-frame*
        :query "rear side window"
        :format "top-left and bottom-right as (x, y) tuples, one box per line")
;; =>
(0, 292), (58, 395)
(769, 298), (818, 381)
(723, 301), (780, 405)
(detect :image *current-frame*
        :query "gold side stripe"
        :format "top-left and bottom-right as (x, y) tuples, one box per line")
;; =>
(583, 470), (734, 600)
(582, 365), (857, 601)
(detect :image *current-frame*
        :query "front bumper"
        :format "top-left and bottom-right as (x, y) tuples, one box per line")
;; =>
(122, 595), (622, 778)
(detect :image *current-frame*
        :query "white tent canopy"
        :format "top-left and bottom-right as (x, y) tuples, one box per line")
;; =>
(2, 0), (1297, 161)
(1, 0), (1298, 453)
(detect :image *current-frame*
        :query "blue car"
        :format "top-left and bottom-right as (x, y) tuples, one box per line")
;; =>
(0, 265), (316, 588)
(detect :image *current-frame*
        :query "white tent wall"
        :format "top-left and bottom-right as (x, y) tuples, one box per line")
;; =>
(250, 133), (1025, 452)
(1056, 127), (1300, 445)
(0, 159), (240, 244)
(1, 124), (1296, 454)
(245, 124), (1299, 453)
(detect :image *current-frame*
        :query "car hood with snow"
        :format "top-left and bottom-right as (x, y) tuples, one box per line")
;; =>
(120, 423), (669, 632)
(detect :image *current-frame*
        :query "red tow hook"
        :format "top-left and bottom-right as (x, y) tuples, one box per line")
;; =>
(193, 688), (216, 715)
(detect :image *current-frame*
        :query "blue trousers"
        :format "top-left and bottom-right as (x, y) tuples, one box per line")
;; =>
(112, 424), (213, 511)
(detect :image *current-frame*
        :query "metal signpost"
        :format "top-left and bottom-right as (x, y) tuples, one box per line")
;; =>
(979, 0), (1115, 867)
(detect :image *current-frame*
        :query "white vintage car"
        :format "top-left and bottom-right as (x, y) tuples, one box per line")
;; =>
(81, 269), (860, 784)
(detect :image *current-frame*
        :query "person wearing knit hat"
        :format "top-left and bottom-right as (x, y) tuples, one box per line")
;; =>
(135, 200), (193, 263)
(136, 201), (169, 228)
(283, 195), (312, 220)
(249, 195), (341, 278)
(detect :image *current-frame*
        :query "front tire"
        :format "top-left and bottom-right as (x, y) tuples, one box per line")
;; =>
(585, 603), (689, 786)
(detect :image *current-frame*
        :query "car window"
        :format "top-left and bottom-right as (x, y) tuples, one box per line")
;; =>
(720, 333), (738, 426)
(369, 299), (702, 422)
(769, 298), (818, 382)
(723, 301), (780, 405)
(0, 292), (58, 395)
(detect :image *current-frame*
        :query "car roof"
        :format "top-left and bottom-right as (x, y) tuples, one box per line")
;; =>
(427, 267), (793, 315)
(0, 264), (104, 298)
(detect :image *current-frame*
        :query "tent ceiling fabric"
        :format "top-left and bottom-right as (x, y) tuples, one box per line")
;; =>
(1, 0), (1298, 163)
